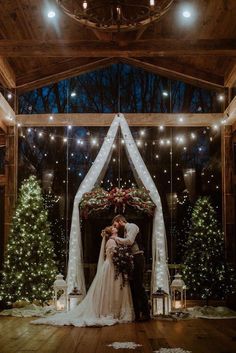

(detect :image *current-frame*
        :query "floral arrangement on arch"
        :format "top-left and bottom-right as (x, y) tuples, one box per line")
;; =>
(80, 187), (155, 218)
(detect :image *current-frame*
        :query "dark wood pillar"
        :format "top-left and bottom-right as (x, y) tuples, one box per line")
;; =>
(221, 125), (236, 264)
(4, 125), (17, 247)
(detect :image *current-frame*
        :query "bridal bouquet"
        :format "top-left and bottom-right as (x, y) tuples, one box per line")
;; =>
(112, 245), (134, 288)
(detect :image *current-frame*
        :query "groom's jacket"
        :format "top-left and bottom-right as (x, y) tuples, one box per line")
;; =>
(115, 222), (142, 255)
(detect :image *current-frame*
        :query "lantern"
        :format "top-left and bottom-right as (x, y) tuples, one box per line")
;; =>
(170, 273), (186, 312)
(53, 274), (68, 311)
(68, 287), (83, 311)
(151, 287), (169, 316)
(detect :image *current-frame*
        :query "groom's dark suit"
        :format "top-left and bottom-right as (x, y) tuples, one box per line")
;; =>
(115, 222), (150, 321)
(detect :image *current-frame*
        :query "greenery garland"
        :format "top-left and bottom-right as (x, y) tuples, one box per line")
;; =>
(80, 187), (155, 218)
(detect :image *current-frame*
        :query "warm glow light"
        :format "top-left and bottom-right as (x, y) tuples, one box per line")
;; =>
(92, 138), (97, 145)
(174, 300), (182, 309)
(182, 10), (191, 18)
(7, 93), (12, 99)
(150, 0), (155, 6)
(63, 138), (67, 143)
(218, 94), (225, 102)
(140, 130), (145, 136)
(213, 125), (219, 130)
(49, 115), (53, 121)
(179, 117), (184, 123)
(83, 0), (87, 10)
(71, 92), (76, 97)
(191, 132), (196, 139)
(48, 11), (56, 18)
(162, 91), (168, 97)
(159, 125), (164, 131)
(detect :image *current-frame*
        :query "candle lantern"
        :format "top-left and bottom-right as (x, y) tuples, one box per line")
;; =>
(53, 274), (68, 311)
(152, 287), (169, 316)
(170, 273), (186, 312)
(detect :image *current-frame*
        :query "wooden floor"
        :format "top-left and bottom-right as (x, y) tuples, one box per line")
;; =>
(0, 317), (236, 353)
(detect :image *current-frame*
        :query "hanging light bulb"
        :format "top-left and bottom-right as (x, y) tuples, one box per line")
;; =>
(83, 0), (87, 10)
(150, 0), (155, 7)
(117, 6), (121, 20)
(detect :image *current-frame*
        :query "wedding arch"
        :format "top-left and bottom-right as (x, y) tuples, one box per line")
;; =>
(67, 114), (169, 296)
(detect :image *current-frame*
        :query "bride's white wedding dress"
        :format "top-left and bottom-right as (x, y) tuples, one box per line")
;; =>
(32, 238), (134, 327)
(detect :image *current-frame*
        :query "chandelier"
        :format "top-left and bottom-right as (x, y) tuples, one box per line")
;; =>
(56, 0), (175, 32)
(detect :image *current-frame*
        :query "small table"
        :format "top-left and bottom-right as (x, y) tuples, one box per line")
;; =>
(68, 293), (83, 311)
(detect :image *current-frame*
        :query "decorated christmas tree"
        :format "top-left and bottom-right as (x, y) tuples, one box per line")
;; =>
(183, 196), (235, 302)
(0, 176), (57, 304)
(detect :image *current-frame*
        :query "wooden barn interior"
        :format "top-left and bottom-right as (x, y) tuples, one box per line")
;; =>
(0, 1), (236, 352)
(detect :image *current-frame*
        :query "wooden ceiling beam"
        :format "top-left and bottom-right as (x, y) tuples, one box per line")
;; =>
(0, 119), (7, 133)
(0, 39), (236, 57)
(0, 57), (16, 88)
(121, 57), (224, 90)
(224, 96), (236, 126)
(16, 57), (118, 93)
(0, 93), (15, 127)
(224, 62), (236, 87)
(16, 113), (222, 127)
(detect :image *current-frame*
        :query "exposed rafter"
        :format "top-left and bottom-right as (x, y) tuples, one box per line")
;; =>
(224, 96), (236, 127)
(224, 62), (236, 87)
(120, 58), (224, 90)
(16, 57), (118, 93)
(0, 119), (7, 133)
(0, 56), (15, 88)
(0, 93), (15, 127)
(0, 39), (236, 57)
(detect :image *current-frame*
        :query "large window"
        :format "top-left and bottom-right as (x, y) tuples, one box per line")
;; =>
(19, 64), (224, 114)
(18, 64), (222, 281)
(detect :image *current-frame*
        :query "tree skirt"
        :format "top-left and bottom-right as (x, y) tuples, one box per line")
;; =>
(187, 306), (236, 319)
(0, 304), (56, 317)
(1, 305), (236, 320)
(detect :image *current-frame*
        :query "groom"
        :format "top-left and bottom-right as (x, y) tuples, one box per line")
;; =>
(112, 215), (150, 321)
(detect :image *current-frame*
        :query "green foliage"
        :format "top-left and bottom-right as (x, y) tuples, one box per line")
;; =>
(0, 176), (58, 304)
(183, 196), (235, 300)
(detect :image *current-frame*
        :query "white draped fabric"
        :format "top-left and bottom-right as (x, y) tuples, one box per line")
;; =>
(66, 114), (169, 297)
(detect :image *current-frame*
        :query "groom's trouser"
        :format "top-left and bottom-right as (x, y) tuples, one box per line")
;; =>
(130, 253), (150, 320)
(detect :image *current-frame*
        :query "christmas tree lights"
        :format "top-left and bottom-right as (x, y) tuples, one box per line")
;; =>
(0, 176), (58, 304)
(183, 196), (235, 302)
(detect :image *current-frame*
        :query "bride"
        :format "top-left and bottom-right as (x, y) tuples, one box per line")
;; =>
(32, 226), (134, 327)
